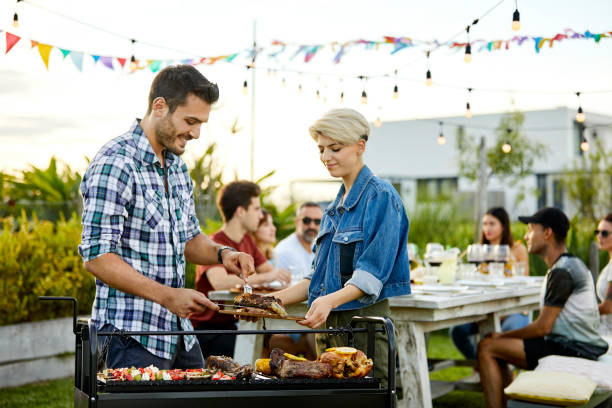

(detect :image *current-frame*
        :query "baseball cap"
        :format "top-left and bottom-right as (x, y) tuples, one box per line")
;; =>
(518, 207), (570, 241)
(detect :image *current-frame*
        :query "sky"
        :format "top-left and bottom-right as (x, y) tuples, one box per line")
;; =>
(1, 0), (611, 204)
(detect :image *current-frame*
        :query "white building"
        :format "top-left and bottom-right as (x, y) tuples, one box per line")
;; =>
(365, 107), (612, 220)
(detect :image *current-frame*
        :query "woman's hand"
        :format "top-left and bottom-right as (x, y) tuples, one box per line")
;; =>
(274, 267), (292, 287)
(299, 295), (335, 328)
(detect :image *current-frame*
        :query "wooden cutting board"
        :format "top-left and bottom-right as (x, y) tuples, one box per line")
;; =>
(218, 309), (305, 321)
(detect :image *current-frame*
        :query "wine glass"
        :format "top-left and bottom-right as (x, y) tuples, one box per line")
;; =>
(425, 243), (444, 267)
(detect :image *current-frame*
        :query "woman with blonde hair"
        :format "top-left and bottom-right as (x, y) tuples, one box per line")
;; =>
(270, 108), (411, 384)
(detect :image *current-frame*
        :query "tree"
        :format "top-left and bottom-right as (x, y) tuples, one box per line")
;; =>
(457, 111), (547, 240)
(559, 134), (612, 223)
(190, 143), (224, 224)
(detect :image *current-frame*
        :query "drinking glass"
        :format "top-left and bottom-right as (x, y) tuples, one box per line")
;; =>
(467, 244), (483, 265)
(489, 263), (505, 279)
(425, 243), (444, 267)
(458, 263), (477, 280)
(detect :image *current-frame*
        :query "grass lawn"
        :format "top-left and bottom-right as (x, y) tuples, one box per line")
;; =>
(0, 330), (484, 408)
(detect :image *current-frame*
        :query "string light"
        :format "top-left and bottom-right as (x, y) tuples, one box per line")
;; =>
(129, 39), (137, 72)
(243, 80), (248, 95)
(464, 26), (472, 63)
(465, 88), (473, 118)
(502, 128), (512, 153)
(374, 117), (382, 128)
(281, 77), (286, 87)
(512, 0), (521, 31)
(361, 90), (368, 105)
(575, 92), (585, 123)
(340, 91), (344, 104)
(437, 121), (446, 145)
(316, 89), (321, 100)
(425, 51), (433, 86)
(298, 83), (303, 94)
(393, 84), (399, 100)
(580, 136), (589, 152)
(12, 0), (22, 28)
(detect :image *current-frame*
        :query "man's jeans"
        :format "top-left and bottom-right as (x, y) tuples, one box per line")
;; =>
(100, 324), (205, 369)
(449, 313), (529, 360)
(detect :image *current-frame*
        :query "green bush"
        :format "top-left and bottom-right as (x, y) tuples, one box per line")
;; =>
(0, 213), (95, 326)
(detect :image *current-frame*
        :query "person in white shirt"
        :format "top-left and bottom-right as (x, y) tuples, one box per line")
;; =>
(275, 202), (323, 281)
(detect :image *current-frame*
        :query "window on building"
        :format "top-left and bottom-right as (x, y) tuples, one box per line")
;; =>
(536, 174), (547, 209)
(552, 179), (564, 210)
(416, 177), (458, 201)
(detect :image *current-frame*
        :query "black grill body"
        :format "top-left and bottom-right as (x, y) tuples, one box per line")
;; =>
(73, 316), (396, 408)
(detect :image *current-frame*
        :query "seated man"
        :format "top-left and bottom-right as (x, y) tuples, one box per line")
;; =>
(189, 181), (290, 358)
(478, 207), (609, 408)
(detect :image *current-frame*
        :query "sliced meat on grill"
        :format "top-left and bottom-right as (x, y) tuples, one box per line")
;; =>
(318, 352), (346, 378)
(207, 355), (241, 373)
(206, 355), (253, 379)
(234, 293), (288, 317)
(277, 359), (333, 379)
(269, 348), (332, 379)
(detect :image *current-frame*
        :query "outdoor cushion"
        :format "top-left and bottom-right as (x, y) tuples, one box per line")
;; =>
(535, 355), (612, 390)
(504, 370), (596, 406)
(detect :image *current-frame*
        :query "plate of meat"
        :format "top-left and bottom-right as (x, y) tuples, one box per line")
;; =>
(218, 293), (305, 320)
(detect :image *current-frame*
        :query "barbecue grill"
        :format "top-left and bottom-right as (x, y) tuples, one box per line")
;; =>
(41, 297), (397, 408)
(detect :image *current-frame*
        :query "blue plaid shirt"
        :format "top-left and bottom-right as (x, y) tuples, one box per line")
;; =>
(79, 119), (201, 360)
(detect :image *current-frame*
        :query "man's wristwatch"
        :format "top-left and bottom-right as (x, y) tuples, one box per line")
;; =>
(217, 246), (236, 264)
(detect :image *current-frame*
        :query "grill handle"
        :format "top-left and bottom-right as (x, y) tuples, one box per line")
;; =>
(39, 296), (78, 334)
(350, 316), (396, 408)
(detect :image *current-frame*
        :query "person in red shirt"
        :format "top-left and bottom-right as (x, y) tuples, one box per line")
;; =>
(190, 181), (291, 358)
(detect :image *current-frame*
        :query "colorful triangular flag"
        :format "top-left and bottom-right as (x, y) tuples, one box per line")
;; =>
(92, 55), (100, 63)
(6, 32), (20, 54)
(99, 56), (114, 70)
(69, 51), (84, 71)
(37, 43), (53, 70)
(30, 40), (39, 48)
(148, 60), (162, 72)
(116, 57), (126, 68)
(59, 48), (71, 58)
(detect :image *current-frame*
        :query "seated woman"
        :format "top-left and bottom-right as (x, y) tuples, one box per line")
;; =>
(253, 210), (317, 360)
(450, 207), (530, 360)
(596, 213), (612, 335)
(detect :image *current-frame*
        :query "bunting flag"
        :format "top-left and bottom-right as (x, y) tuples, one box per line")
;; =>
(6, 32), (20, 54)
(2, 26), (610, 73)
(37, 43), (53, 70)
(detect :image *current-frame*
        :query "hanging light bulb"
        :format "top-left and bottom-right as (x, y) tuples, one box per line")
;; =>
(512, 9), (521, 31)
(374, 117), (382, 128)
(575, 92), (585, 122)
(12, 12), (19, 28)
(298, 83), (303, 94)
(502, 140), (512, 153)
(361, 90), (368, 105)
(243, 80), (248, 95)
(425, 70), (433, 86)
(340, 91), (344, 104)
(129, 39), (137, 71)
(464, 44), (472, 63)
(281, 77), (287, 87)
(393, 84), (399, 100)
(437, 121), (446, 145)
(465, 102), (473, 119)
(316, 89), (321, 100)
(580, 137), (589, 152)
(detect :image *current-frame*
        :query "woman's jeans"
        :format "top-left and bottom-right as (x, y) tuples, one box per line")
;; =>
(449, 313), (529, 360)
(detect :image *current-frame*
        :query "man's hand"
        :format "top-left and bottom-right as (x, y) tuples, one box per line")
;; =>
(299, 295), (335, 329)
(162, 288), (219, 319)
(222, 251), (255, 280)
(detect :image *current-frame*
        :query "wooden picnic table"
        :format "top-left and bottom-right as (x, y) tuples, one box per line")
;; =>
(209, 277), (543, 408)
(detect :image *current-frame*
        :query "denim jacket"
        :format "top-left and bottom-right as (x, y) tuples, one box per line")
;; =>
(306, 165), (411, 311)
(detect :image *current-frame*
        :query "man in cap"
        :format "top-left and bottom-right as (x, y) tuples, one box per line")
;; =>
(477, 207), (608, 408)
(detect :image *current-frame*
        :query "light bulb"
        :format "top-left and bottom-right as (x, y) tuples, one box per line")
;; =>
(281, 78), (286, 87)
(243, 80), (248, 95)
(361, 90), (368, 105)
(437, 133), (446, 145)
(576, 107), (585, 123)
(340, 91), (344, 104)
(425, 70), (433, 86)
(129, 55), (137, 72)
(465, 102), (472, 118)
(580, 139), (589, 152)
(512, 9), (521, 31)
(502, 141), (512, 154)
(393, 85), (399, 100)
(298, 84), (303, 94)
(316, 89), (321, 100)
(12, 13), (18, 28)
(374, 117), (382, 128)
(464, 44), (472, 63)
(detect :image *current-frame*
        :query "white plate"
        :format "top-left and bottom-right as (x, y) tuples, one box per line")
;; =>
(455, 279), (505, 287)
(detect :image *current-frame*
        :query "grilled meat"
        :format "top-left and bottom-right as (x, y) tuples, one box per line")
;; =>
(269, 348), (332, 379)
(318, 349), (373, 378)
(206, 355), (253, 379)
(318, 352), (346, 378)
(234, 293), (288, 317)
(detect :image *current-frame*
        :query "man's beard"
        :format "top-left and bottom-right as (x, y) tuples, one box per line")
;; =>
(155, 115), (190, 156)
(301, 229), (317, 243)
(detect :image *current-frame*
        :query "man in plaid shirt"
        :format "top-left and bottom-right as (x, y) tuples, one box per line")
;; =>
(79, 65), (254, 369)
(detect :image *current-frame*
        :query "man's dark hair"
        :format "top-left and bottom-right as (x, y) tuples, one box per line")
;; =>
(603, 213), (612, 224)
(217, 181), (261, 223)
(146, 65), (219, 115)
(519, 207), (570, 244)
(298, 201), (321, 215)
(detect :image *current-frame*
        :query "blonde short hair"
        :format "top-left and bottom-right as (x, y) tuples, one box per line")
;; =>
(309, 108), (370, 145)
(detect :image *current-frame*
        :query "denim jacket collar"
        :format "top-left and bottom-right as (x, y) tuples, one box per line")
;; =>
(331, 165), (374, 211)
